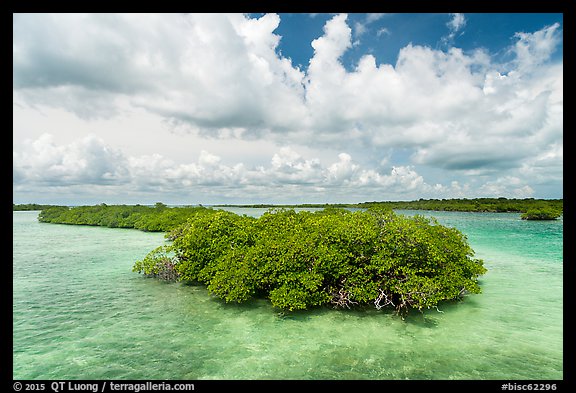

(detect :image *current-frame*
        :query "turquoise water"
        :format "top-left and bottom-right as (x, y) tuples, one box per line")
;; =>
(13, 209), (563, 380)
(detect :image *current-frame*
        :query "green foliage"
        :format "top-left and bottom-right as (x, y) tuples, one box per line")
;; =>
(521, 207), (562, 220)
(38, 206), (72, 222)
(132, 245), (178, 281)
(37, 204), (214, 232)
(216, 197), (563, 215)
(13, 203), (66, 211)
(169, 210), (257, 283)
(358, 198), (563, 215)
(134, 207), (487, 315)
(36, 202), (490, 315)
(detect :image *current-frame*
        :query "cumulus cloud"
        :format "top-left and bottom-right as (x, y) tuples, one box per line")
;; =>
(269, 147), (323, 185)
(13, 13), (307, 130)
(13, 13), (563, 202)
(478, 176), (534, 198)
(13, 133), (129, 186)
(11, 133), (434, 201)
(13, 133), (544, 203)
(13, 13), (561, 149)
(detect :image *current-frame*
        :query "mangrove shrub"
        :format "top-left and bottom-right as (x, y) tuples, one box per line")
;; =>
(134, 208), (486, 315)
(521, 207), (562, 220)
(38, 204), (213, 231)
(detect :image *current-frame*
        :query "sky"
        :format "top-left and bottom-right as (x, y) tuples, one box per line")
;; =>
(13, 13), (563, 205)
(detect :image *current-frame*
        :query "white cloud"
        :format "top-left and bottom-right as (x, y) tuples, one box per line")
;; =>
(12, 13), (563, 202)
(447, 13), (466, 33)
(354, 21), (368, 38)
(326, 153), (359, 183)
(354, 13), (388, 39)
(14, 132), (554, 204)
(442, 13), (466, 45)
(367, 14), (386, 23)
(13, 13), (561, 152)
(269, 147), (323, 185)
(376, 27), (391, 37)
(13, 133), (129, 186)
(511, 22), (562, 73)
(13, 13), (308, 132)
(478, 176), (534, 198)
(309, 14), (352, 68)
(13, 133), (431, 201)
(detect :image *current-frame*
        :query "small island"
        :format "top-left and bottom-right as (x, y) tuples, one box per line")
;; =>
(520, 209), (562, 220)
(133, 207), (487, 316)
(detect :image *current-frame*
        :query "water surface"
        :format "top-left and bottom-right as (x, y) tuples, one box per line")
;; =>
(13, 210), (563, 379)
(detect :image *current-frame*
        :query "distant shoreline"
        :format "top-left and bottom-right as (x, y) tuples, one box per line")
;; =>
(14, 197), (563, 214)
(212, 197), (563, 214)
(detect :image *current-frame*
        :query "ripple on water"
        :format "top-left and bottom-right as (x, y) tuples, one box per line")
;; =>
(13, 211), (563, 380)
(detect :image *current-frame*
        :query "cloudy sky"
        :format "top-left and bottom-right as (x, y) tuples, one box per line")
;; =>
(13, 13), (563, 205)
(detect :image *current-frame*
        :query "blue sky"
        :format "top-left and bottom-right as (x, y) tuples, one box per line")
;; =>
(13, 13), (563, 205)
(274, 13), (564, 70)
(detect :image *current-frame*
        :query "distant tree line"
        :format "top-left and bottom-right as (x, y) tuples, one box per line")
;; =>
(215, 198), (563, 220)
(13, 203), (66, 211)
(20, 197), (563, 223)
(36, 202), (213, 232)
(357, 197), (563, 216)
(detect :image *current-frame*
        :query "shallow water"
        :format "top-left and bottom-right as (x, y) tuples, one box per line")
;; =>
(13, 210), (563, 380)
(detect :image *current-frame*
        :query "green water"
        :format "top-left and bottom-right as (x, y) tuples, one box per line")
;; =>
(12, 209), (563, 380)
